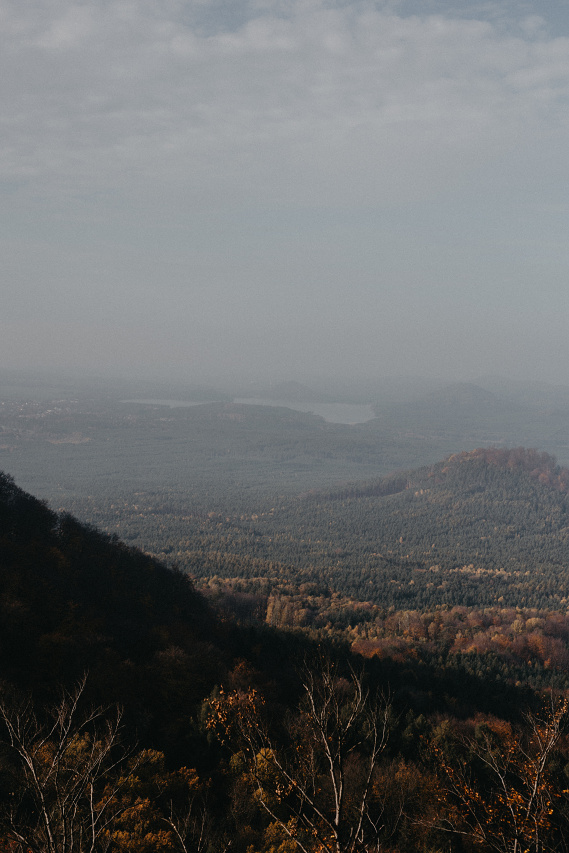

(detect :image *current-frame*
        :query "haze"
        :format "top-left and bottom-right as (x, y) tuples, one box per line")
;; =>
(2, 0), (569, 387)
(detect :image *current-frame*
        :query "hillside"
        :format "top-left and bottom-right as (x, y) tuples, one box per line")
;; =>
(142, 447), (569, 612)
(3, 471), (569, 852)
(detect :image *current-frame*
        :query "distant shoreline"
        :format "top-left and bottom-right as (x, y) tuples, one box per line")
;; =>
(123, 398), (376, 425)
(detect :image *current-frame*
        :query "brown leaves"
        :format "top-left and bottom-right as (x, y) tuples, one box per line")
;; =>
(432, 696), (569, 852)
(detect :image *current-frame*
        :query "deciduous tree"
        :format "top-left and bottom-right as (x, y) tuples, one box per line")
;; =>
(433, 696), (569, 853)
(0, 678), (134, 853)
(208, 659), (391, 853)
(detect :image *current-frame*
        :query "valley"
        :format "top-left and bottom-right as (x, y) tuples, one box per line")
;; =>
(4, 372), (569, 851)
(4, 372), (569, 692)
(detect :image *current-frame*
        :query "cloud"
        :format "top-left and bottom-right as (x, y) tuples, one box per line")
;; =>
(1, 0), (568, 207)
(2, 0), (569, 383)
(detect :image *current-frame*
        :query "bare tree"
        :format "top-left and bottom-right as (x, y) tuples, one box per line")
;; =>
(208, 659), (391, 853)
(0, 677), (137, 853)
(161, 768), (213, 853)
(432, 696), (569, 853)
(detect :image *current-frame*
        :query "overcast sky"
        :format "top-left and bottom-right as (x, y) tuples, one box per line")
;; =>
(2, 0), (569, 386)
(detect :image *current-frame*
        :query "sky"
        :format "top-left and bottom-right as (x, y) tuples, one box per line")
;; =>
(2, 0), (569, 387)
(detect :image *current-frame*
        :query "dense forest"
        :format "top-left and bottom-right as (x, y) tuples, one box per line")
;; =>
(6, 378), (569, 851)
(3, 471), (569, 852)
(76, 447), (569, 611)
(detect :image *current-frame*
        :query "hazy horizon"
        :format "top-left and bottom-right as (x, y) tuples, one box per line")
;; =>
(3, 0), (569, 386)
(5, 364), (569, 410)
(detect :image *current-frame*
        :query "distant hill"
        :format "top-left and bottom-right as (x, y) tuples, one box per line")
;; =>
(370, 380), (569, 462)
(324, 446), (569, 500)
(477, 376), (569, 411)
(420, 381), (499, 408)
(375, 381), (515, 423)
(174, 447), (569, 611)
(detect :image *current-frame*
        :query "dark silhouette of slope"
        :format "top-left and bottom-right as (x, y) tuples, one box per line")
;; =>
(0, 471), (227, 760)
(0, 471), (213, 675)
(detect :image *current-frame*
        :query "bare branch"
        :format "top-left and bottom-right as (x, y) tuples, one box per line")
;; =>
(0, 679), (139, 853)
(208, 658), (392, 853)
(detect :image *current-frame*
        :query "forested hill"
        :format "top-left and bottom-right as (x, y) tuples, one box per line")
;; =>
(0, 470), (215, 688)
(313, 447), (569, 501)
(172, 448), (569, 610)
